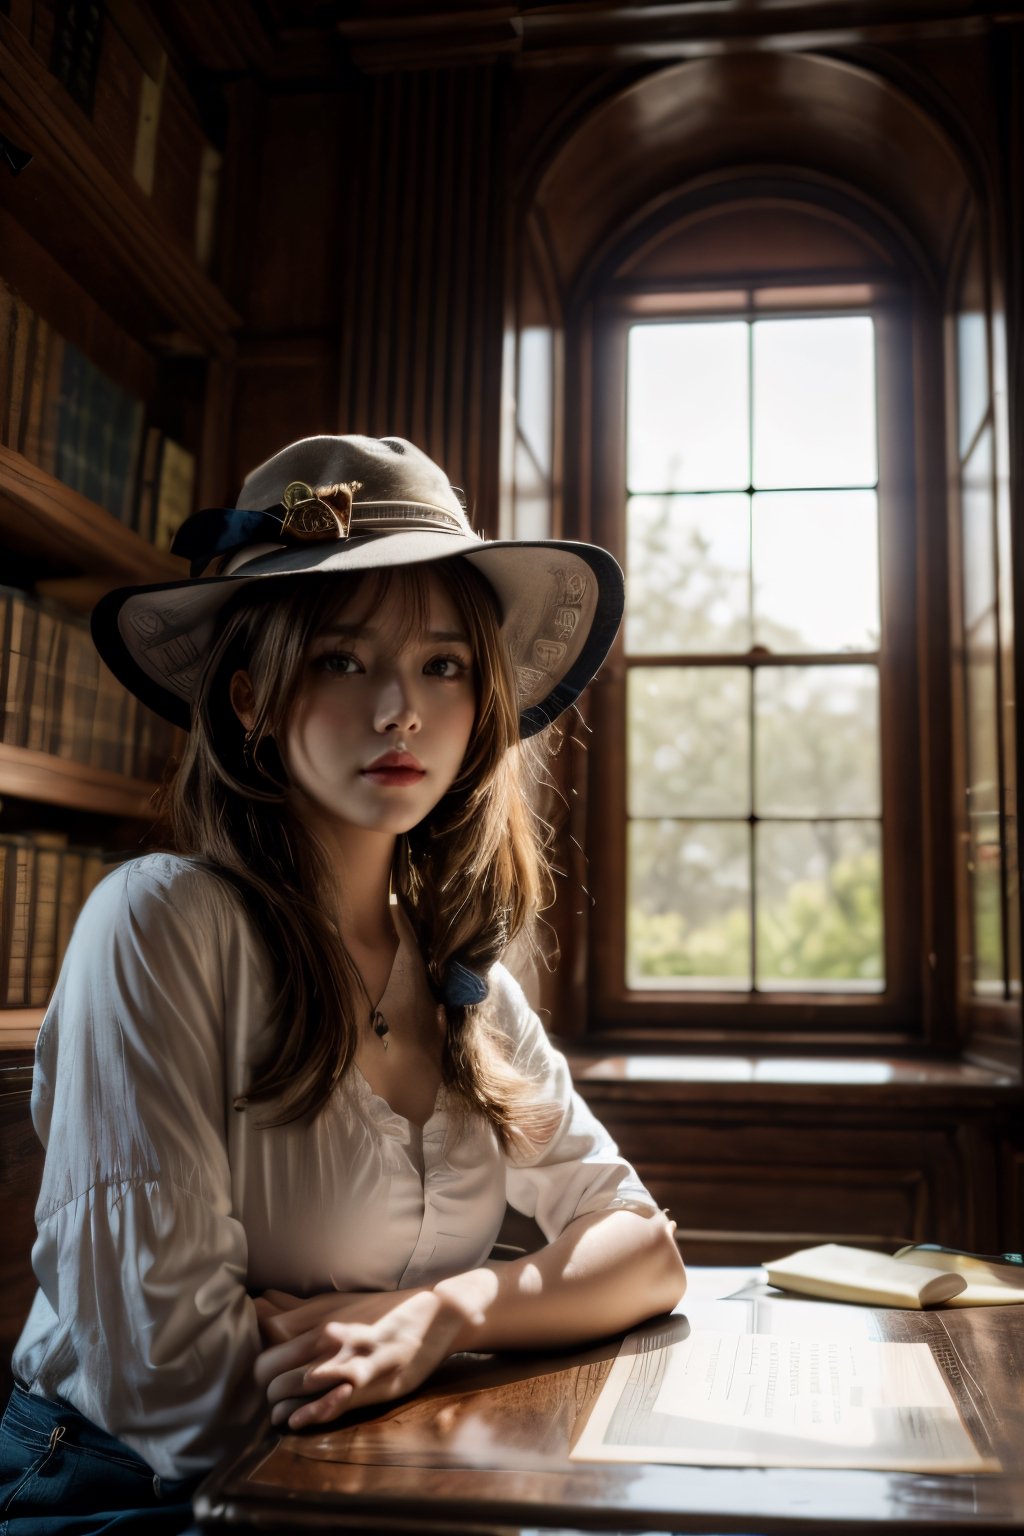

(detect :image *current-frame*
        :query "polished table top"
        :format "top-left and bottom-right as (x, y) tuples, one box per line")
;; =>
(194, 1268), (1024, 1534)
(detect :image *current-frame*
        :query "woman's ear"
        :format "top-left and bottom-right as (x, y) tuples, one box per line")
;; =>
(229, 669), (256, 731)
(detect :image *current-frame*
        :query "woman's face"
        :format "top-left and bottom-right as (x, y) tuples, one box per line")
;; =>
(279, 570), (477, 840)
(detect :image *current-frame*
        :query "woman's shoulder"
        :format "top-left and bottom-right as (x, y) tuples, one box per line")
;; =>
(484, 960), (529, 1013)
(482, 962), (545, 1045)
(79, 852), (249, 937)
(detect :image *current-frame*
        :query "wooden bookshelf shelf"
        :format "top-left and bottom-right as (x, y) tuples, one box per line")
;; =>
(0, 446), (186, 585)
(0, 16), (239, 358)
(0, 1009), (43, 1051)
(0, 744), (159, 818)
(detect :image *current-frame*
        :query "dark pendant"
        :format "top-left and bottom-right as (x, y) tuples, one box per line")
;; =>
(371, 1009), (390, 1049)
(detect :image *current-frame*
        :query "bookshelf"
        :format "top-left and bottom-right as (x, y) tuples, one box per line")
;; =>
(0, 445), (185, 583)
(0, 1010), (44, 1051)
(0, 4), (237, 1046)
(0, 746), (158, 819)
(0, 15), (238, 356)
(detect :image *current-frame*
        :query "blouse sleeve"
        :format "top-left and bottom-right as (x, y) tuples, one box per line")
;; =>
(489, 965), (661, 1241)
(22, 856), (262, 1481)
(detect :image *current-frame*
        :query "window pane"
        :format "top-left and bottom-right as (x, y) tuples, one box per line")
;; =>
(629, 667), (749, 817)
(628, 820), (750, 989)
(755, 665), (881, 817)
(626, 494), (750, 654)
(969, 813), (1004, 994)
(966, 618), (999, 818)
(752, 317), (877, 489)
(752, 491), (879, 653)
(962, 424), (995, 632)
(996, 457), (1021, 996)
(627, 322), (749, 491)
(957, 233), (989, 458)
(756, 820), (884, 990)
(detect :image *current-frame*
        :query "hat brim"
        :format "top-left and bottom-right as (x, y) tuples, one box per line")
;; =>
(91, 531), (623, 739)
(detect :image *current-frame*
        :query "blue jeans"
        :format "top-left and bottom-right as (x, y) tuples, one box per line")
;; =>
(0, 1386), (200, 1534)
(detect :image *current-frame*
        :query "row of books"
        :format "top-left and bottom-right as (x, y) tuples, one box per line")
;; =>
(0, 832), (117, 1008)
(1, 276), (197, 549)
(1, 586), (181, 783)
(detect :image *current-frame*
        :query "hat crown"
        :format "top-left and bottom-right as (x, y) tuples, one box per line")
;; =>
(238, 435), (470, 527)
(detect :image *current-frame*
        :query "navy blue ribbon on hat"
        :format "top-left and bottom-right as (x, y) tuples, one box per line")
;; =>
(172, 507), (288, 577)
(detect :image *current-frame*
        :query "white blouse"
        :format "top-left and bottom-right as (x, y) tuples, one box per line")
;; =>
(13, 854), (658, 1481)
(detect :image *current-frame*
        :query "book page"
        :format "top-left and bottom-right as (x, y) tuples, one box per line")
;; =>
(894, 1247), (1024, 1306)
(571, 1323), (1000, 1472)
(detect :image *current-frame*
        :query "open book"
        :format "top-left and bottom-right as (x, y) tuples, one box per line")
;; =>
(763, 1243), (1024, 1309)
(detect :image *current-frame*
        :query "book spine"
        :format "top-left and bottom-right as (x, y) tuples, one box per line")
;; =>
(14, 302), (39, 456)
(55, 847), (86, 974)
(21, 314), (51, 467)
(50, 0), (105, 117)
(3, 593), (38, 749)
(0, 838), (12, 1007)
(4, 292), (33, 450)
(0, 587), (13, 747)
(25, 606), (57, 753)
(153, 437), (196, 551)
(55, 343), (86, 493)
(76, 355), (105, 507)
(27, 832), (67, 1007)
(5, 837), (33, 1007)
(39, 331), (67, 476)
(0, 278), (14, 444)
(133, 49), (166, 196)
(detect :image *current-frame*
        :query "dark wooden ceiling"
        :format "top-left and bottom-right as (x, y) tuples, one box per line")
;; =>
(160, 1), (1016, 81)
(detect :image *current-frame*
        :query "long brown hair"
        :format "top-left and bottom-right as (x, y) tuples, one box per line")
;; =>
(159, 559), (557, 1142)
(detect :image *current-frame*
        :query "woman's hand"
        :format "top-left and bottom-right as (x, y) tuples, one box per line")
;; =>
(253, 1287), (467, 1429)
(251, 1210), (684, 1431)
(253, 1287), (361, 1343)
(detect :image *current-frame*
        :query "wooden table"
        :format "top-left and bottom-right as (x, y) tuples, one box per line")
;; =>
(194, 1269), (1024, 1534)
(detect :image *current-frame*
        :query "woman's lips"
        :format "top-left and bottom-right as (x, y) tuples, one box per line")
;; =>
(361, 751), (425, 787)
(361, 766), (426, 787)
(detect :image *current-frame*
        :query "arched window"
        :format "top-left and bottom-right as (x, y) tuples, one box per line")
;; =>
(507, 53), (1017, 1054)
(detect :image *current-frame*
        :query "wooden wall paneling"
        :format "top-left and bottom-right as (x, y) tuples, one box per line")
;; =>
(335, 66), (507, 521)
(244, 92), (346, 333)
(230, 336), (340, 495)
(218, 78), (266, 322)
(575, 1086), (1008, 1261)
(1000, 1137), (1024, 1251)
(953, 1117), (1001, 1250)
(197, 354), (236, 511)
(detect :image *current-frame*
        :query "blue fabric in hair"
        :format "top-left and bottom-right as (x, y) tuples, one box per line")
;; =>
(443, 961), (489, 1008)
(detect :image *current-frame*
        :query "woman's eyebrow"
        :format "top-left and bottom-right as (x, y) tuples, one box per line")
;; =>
(427, 629), (471, 644)
(315, 624), (470, 644)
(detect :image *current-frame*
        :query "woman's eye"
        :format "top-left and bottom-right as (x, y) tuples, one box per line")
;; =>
(424, 654), (470, 679)
(312, 651), (361, 675)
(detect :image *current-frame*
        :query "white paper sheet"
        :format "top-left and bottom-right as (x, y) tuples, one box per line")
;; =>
(571, 1324), (1000, 1472)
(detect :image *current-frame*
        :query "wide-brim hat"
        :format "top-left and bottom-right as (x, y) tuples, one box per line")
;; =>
(91, 435), (624, 739)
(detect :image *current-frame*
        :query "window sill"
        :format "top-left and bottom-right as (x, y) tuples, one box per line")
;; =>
(563, 1048), (1022, 1107)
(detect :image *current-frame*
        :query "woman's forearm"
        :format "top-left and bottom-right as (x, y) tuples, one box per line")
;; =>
(433, 1208), (686, 1353)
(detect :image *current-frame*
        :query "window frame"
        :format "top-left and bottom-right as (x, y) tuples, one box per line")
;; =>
(583, 278), (929, 1044)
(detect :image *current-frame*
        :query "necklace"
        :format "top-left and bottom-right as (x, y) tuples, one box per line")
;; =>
(351, 963), (391, 1049)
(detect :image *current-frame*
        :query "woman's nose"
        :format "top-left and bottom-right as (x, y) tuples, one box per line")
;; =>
(373, 674), (421, 734)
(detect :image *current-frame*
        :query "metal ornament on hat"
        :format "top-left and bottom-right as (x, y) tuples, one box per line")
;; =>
(280, 479), (363, 541)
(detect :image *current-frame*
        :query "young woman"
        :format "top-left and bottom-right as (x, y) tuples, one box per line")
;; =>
(1, 436), (686, 1530)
